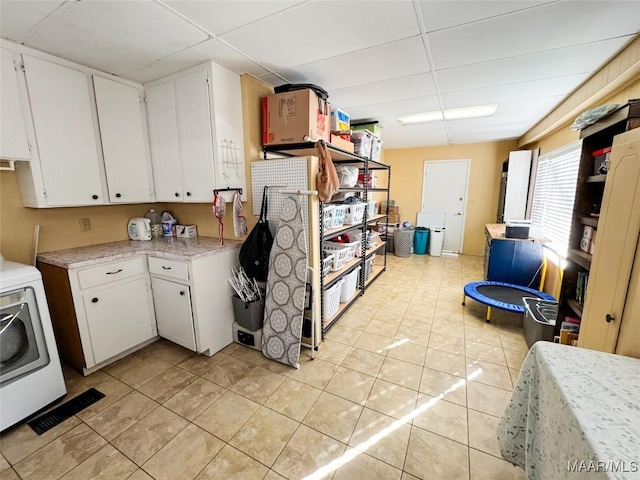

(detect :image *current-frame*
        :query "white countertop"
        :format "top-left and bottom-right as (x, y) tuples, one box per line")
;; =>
(37, 237), (242, 269)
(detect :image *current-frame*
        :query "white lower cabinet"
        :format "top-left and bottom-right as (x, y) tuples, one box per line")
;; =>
(82, 276), (156, 365)
(150, 277), (196, 351)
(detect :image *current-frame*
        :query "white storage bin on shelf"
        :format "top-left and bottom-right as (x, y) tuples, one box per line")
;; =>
(323, 280), (344, 320)
(366, 201), (378, 217)
(364, 254), (376, 281)
(322, 243), (350, 271)
(345, 204), (366, 225)
(340, 266), (361, 302)
(353, 231), (379, 255)
(322, 204), (335, 228)
(323, 204), (347, 229)
(322, 252), (334, 277)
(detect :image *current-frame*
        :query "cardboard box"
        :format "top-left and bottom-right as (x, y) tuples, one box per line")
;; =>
(589, 229), (597, 255)
(176, 225), (197, 238)
(262, 89), (330, 146)
(582, 225), (594, 239)
(330, 134), (354, 153)
(330, 107), (350, 132)
(388, 214), (400, 224)
(382, 206), (399, 216)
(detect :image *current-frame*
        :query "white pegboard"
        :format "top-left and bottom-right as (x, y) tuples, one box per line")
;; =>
(251, 158), (310, 236)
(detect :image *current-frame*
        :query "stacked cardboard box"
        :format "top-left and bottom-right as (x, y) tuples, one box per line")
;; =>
(580, 225), (597, 255)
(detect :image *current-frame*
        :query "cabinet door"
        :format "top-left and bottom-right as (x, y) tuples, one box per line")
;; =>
(175, 69), (216, 202)
(150, 277), (196, 351)
(83, 277), (156, 365)
(146, 81), (183, 202)
(210, 62), (246, 199)
(22, 55), (104, 206)
(578, 129), (640, 353)
(0, 49), (30, 160)
(93, 76), (153, 203)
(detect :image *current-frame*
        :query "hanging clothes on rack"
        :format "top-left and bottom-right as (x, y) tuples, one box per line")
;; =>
(262, 195), (308, 368)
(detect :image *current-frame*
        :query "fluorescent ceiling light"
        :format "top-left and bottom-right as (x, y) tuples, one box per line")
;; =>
(398, 104), (498, 125)
(397, 111), (443, 125)
(444, 104), (498, 120)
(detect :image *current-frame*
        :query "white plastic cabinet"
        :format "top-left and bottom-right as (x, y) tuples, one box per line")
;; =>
(145, 61), (246, 203)
(0, 48), (30, 161)
(93, 75), (154, 203)
(148, 249), (238, 355)
(20, 55), (105, 206)
(82, 276), (156, 365)
(68, 257), (157, 369)
(150, 277), (197, 351)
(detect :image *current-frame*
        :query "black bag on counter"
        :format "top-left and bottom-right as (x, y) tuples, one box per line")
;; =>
(239, 187), (273, 282)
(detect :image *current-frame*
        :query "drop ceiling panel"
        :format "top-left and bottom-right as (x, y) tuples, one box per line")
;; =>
(382, 123), (449, 148)
(24, 1), (209, 75)
(271, 36), (429, 91)
(220, 0), (420, 70)
(162, 0), (303, 35)
(257, 72), (288, 87)
(0, 0), (67, 41)
(428, 1), (640, 70)
(125, 39), (269, 83)
(436, 36), (634, 93)
(347, 95), (441, 123)
(449, 131), (524, 143)
(418, 0), (553, 32)
(447, 120), (534, 135)
(329, 73), (436, 109)
(440, 73), (589, 109)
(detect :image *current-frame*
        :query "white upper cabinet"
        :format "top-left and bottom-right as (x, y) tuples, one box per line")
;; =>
(209, 62), (246, 200)
(145, 81), (184, 201)
(22, 55), (105, 206)
(145, 61), (246, 203)
(93, 75), (153, 203)
(0, 48), (30, 161)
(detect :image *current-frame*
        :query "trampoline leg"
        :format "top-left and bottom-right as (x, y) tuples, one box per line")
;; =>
(461, 293), (466, 306)
(486, 306), (492, 323)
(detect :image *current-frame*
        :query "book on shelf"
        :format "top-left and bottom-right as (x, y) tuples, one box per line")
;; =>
(576, 272), (589, 305)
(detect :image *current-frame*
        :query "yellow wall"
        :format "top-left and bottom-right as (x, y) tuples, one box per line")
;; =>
(383, 140), (517, 256)
(0, 74), (272, 264)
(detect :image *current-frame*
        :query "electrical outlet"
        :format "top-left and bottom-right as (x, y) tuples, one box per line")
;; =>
(79, 218), (91, 232)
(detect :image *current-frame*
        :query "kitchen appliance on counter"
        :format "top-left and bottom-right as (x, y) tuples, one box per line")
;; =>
(0, 258), (66, 431)
(128, 218), (151, 241)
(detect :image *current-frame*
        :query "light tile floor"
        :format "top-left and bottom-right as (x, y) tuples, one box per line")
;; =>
(0, 254), (528, 480)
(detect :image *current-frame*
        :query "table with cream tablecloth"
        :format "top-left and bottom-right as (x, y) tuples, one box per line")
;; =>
(497, 342), (640, 480)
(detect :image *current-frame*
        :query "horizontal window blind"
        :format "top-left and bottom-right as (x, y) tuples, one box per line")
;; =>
(530, 141), (582, 256)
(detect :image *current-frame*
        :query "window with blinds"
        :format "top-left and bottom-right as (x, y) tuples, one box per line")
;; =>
(529, 141), (582, 256)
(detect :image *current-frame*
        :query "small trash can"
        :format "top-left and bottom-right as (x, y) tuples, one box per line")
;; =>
(384, 234), (394, 253)
(232, 296), (265, 331)
(394, 228), (414, 257)
(429, 228), (445, 256)
(413, 227), (429, 255)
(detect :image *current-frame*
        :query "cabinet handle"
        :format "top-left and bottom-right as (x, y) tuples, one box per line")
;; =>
(91, 297), (99, 303)
(115, 193), (121, 198)
(162, 266), (172, 270)
(186, 192), (191, 197)
(175, 192), (180, 197)
(180, 290), (185, 296)
(92, 195), (99, 200)
(605, 313), (615, 323)
(106, 269), (123, 275)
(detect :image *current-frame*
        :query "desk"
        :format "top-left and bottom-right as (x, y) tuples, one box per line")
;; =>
(497, 342), (640, 479)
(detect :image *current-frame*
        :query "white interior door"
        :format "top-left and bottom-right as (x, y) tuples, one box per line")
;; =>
(421, 159), (470, 253)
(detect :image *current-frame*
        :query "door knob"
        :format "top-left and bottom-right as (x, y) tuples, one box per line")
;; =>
(186, 192), (191, 197)
(175, 192), (180, 197)
(455, 212), (462, 216)
(180, 290), (185, 296)
(92, 195), (99, 200)
(91, 297), (99, 303)
(605, 313), (614, 323)
(115, 193), (121, 198)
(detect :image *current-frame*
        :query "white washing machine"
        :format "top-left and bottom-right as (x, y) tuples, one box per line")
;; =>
(0, 259), (66, 432)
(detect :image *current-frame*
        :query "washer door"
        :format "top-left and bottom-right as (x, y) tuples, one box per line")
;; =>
(0, 287), (50, 385)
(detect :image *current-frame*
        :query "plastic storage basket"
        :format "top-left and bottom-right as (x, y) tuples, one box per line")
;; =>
(323, 280), (344, 320)
(326, 240), (359, 262)
(340, 266), (361, 302)
(322, 243), (350, 271)
(345, 204), (366, 225)
(322, 252), (334, 277)
(364, 254), (376, 282)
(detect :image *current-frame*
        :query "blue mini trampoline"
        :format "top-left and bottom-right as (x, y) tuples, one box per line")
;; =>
(462, 281), (556, 322)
